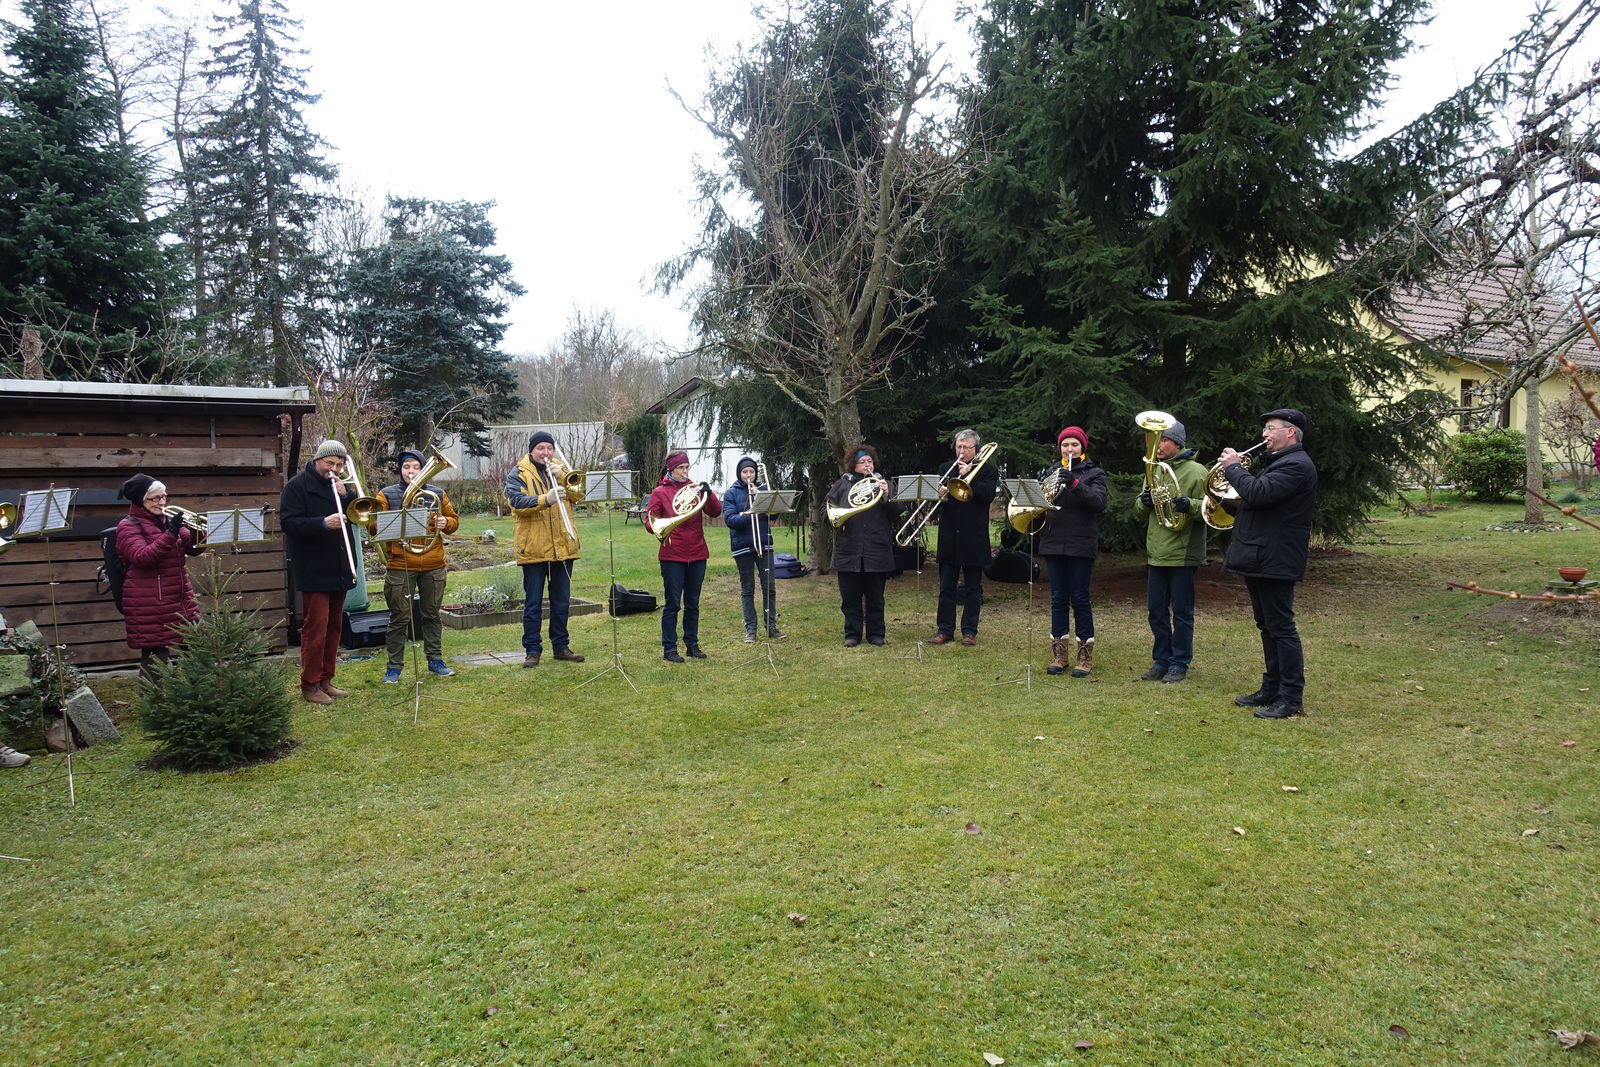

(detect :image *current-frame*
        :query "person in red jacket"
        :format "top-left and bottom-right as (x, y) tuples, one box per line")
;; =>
(645, 452), (722, 662)
(114, 473), (206, 678)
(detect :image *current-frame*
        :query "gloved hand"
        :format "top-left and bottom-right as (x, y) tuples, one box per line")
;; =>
(1173, 496), (1191, 514)
(700, 481), (712, 495)
(543, 488), (560, 507)
(1139, 488), (1153, 508)
(166, 512), (184, 535)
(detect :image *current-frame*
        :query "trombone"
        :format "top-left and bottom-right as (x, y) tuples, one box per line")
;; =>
(545, 441), (586, 541)
(894, 441), (998, 548)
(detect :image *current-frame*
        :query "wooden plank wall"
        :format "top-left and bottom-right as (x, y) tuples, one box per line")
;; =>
(0, 407), (291, 668)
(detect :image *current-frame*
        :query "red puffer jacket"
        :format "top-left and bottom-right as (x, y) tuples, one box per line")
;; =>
(115, 505), (205, 649)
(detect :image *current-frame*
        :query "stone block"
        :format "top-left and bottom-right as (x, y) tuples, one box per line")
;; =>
(0, 656), (30, 698)
(63, 686), (120, 746)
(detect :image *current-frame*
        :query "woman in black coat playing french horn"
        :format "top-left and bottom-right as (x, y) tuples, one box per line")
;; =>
(826, 445), (900, 647)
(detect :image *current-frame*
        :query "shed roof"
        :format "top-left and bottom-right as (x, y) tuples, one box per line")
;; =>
(0, 378), (317, 412)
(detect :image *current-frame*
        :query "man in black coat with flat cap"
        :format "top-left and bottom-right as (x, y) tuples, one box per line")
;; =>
(1217, 409), (1318, 719)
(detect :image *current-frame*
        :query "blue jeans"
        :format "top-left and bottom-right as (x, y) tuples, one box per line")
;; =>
(1044, 555), (1095, 640)
(734, 551), (777, 634)
(660, 558), (706, 650)
(520, 560), (572, 655)
(936, 562), (984, 637)
(1146, 565), (1197, 670)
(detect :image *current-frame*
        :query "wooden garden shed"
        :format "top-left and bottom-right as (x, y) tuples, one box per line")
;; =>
(0, 378), (317, 669)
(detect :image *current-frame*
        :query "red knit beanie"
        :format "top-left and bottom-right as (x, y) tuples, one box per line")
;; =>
(1057, 426), (1088, 449)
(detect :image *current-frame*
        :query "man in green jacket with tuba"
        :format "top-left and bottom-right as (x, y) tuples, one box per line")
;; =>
(1134, 418), (1208, 684)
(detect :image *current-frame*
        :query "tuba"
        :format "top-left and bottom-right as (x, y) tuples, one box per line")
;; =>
(1007, 463), (1066, 535)
(827, 474), (888, 528)
(650, 481), (707, 545)
(1200, 440), (1267, 530)
(1136, 410), (1188, 532)
(398, 445), (458, 555)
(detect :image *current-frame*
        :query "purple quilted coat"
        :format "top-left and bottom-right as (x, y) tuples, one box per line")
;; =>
(115, 505), (205, 649)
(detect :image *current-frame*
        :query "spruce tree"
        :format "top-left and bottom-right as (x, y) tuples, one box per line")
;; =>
(341, 197), (523, 454)
(186, 0), (335, 386)
(0, 0), (170, 378)
(956, 0), (1463, 536)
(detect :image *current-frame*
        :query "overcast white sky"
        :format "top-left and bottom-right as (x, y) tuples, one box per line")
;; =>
(9, 0), (1555, 356)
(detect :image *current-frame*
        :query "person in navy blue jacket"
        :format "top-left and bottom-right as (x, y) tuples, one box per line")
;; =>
(1218, 409), (1319, 720)
(722, 457), (785, 642)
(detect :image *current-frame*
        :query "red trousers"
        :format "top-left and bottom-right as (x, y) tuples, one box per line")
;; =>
(299, 590), (345, 688)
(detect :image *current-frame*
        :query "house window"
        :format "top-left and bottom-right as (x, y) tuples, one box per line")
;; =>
(1459, 379), (1483, 430)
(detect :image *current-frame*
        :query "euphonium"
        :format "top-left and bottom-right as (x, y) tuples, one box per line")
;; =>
(1200, 440), (1267, 531)
(161, 505), (208, 536)
(650, 481), (707, 545)
(398, 445), (458, 555)
(1006, 463), (1066, 535)
(1136, 410), (1187, 532)
(0, 501), (17, 556)
(827, 474), (888, 528)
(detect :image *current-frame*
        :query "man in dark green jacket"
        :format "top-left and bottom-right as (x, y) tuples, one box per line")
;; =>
(1134, 419), (1208, 684)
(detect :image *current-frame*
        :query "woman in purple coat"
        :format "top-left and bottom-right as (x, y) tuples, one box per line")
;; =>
(114, 473), (205, 677)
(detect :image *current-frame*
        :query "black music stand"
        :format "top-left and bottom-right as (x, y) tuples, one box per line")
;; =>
(578, 470), (639, 693)
(373, 506), (464, 724)
(16, 488), (81, 803)
(894, 474), (943, 663)
(731, 486), (799, 678)
(993, 478), (1049, 694)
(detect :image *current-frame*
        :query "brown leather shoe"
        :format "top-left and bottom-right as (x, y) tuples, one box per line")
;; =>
(319, 682), (349, 699)
(302, 685), (333, 706)
(553, 648), (585, 663)
(522, 654), (541, 668)
(929, 633), (953, 645)
(960, 635), (976, 647)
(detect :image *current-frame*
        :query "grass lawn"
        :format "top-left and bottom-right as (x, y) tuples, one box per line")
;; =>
(2, 500), (1597, 1064)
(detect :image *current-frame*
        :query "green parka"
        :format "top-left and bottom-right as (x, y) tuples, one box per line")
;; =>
(1133, 450), (1209, 567)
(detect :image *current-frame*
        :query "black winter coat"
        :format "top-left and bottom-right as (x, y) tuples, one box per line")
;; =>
(1035, 459), (1108, 558)
(1222, 444), (1318, 581)
(827, 474), (901, 573)
(280, 460), (359, 593)
(934, 458), (998, 566)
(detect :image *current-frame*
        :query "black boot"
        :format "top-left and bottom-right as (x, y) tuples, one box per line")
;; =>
(1254, 698), (1304, 719)
(1233, 675), (1278, 707)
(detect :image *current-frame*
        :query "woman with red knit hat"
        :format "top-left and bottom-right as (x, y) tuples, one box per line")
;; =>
(1036, 426), (1107, 677)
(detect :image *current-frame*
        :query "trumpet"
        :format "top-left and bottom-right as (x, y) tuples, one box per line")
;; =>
(0, 501), (17, 556)
(1200, 440), (1267, 531)
(161, 505), (208, 536)
(894, 442), (998, 548)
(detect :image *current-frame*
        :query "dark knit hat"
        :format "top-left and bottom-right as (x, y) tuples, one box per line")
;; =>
(396, 449), (426, 468)
(736, 456), (759, 477)
(1057, 426), (1088, 449)
(118, 473), (155, 505)
(1161, 420), (1187, 447)
(528, 430), (555, 451)
(664, 451), (691, 472)
(313, 439), (349, 461)
(1261, 408), (1307, 432)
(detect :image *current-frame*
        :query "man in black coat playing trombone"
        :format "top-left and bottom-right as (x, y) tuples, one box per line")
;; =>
(930, 429), (999, 647)
(1217, 409), (1318, 719)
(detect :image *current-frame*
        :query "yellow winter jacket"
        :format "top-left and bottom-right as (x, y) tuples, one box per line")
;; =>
(506, 454), (582, 565)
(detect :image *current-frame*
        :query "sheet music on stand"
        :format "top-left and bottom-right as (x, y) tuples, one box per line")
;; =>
(203, 507), (272, 545)
(17, 488), (76, 535)
(585, 469), (634, 505)
(371, 507), (433, 545)
(896, 474), (943, 502)
(1005, 478), (1049, 509)
(748, 489), (799, 515)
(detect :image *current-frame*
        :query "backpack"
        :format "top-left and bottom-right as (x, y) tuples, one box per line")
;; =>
(772, 552), (807, 579)
(97, 521), (129, 614)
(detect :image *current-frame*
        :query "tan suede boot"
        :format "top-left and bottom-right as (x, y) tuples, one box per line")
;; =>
(1046, 638), (1071, 676)
(1071, 637), (1094, 678)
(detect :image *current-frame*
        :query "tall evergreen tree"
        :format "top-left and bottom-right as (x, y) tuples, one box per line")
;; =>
(186, 0), (334, 386)
(957, 0), (1467, 536)
(342, 197), (523, 454)
(0, 0), (170, 378)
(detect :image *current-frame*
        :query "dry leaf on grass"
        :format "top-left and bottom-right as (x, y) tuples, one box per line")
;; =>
(1522, 828), (1541, 837)
(482, 1005), (499, 1018)
(965, 822), (982, 835)
(1231, 826), (1246, 836)
(1550, 1029), (1598, 1049)
(1562, 740), (1579, 747)
(786, 912), (808, 926)
(983, 1053), (1005, 1065)
(1388, 1024), (1410, 1039)
(1074, 1039), (1095, 1050)
(1280, 785), (1300, 792)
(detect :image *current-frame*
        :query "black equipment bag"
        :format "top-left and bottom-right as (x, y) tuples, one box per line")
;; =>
(608, 583), (658, 616)
(985, 549), (1039, 584)
(772, 552), (807, 579)
(96, 522), (129, 613)
(340, 609), (390, 649)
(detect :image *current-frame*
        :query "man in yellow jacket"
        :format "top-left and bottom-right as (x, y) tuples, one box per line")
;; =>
(379, 450), (461, 683)
(505, 431), (584, 667)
